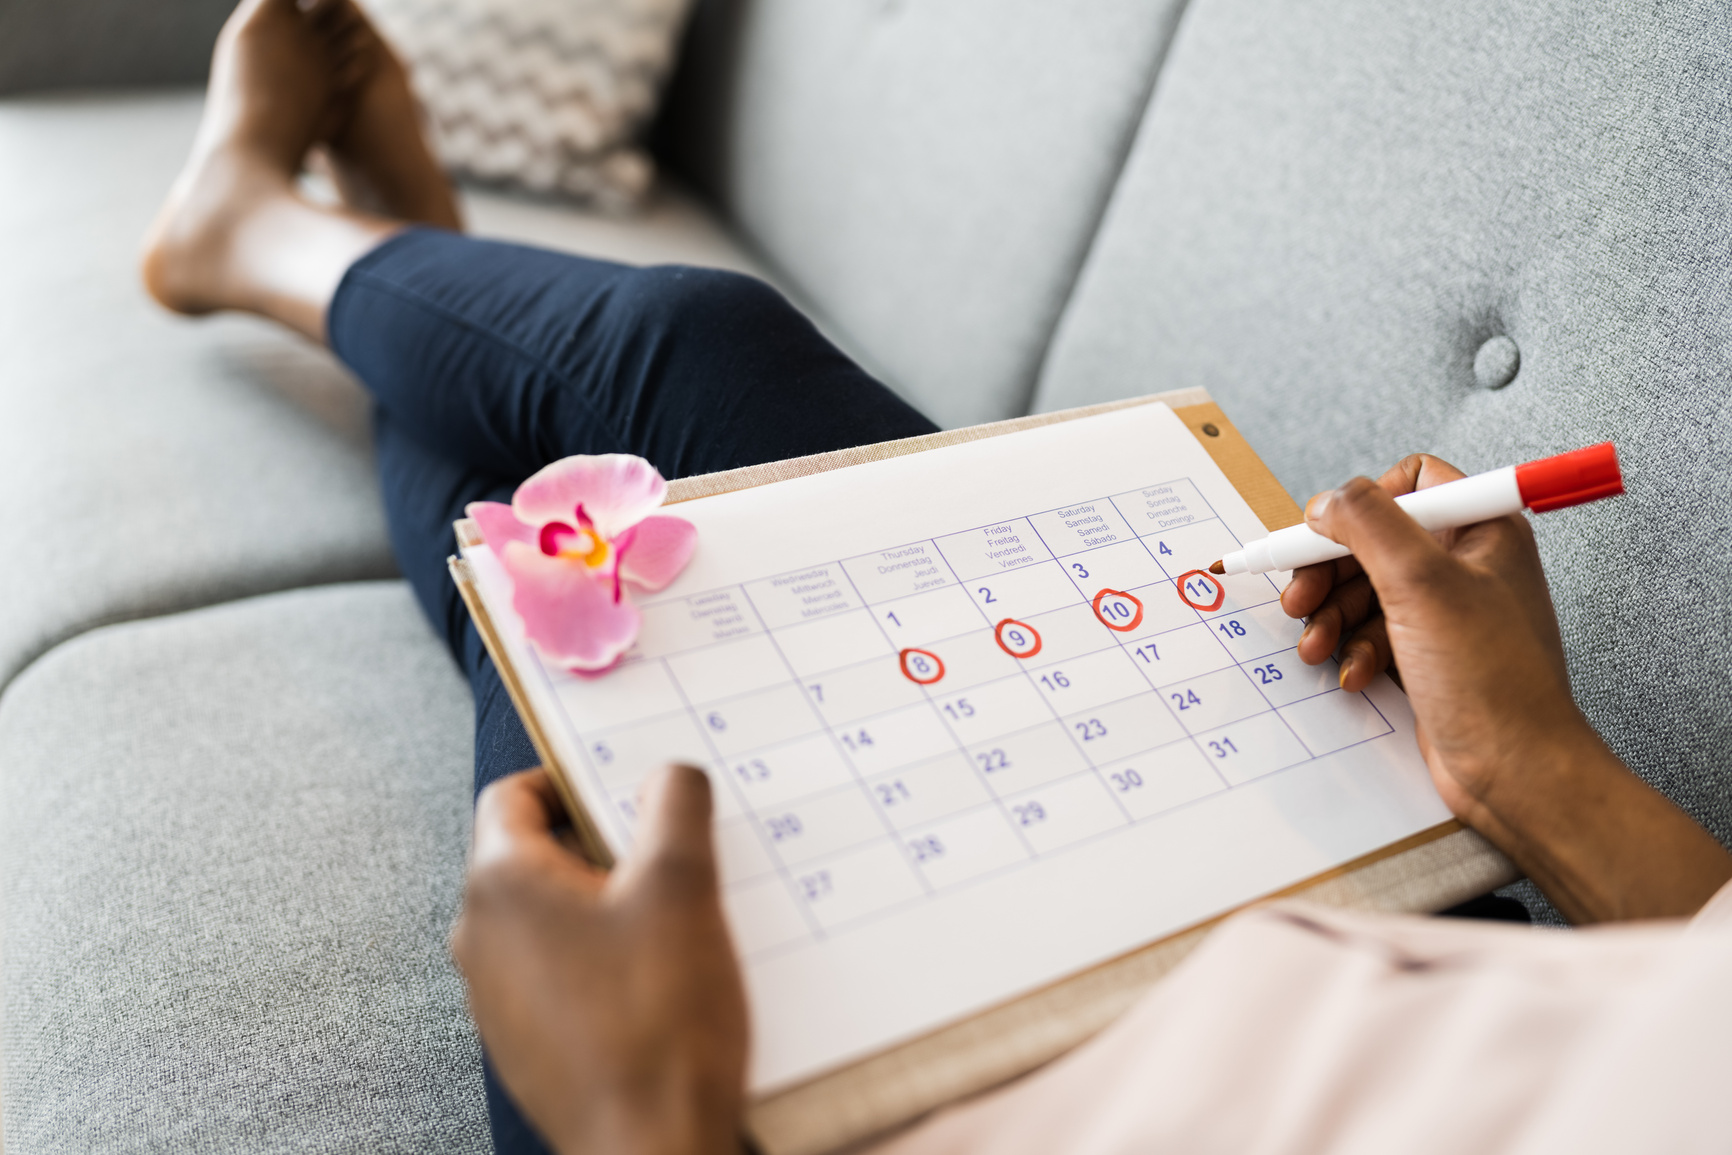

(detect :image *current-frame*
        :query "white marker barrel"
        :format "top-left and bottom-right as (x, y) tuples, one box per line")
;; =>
(1220, 467), (1523, 576)
(1219, 445), (1621, 577)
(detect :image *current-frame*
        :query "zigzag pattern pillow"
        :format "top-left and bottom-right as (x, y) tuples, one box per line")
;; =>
(363, 0), (693, 210)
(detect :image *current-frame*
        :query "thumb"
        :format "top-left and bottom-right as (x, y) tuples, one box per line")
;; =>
(613, 764), (720, 903)
(1306, 476), (1452, 596)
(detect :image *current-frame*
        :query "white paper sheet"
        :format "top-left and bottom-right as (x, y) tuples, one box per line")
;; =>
(463, 403), (1450, 1092)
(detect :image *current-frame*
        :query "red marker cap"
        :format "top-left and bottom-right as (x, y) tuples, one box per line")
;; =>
(1514, 442), (1624, 513)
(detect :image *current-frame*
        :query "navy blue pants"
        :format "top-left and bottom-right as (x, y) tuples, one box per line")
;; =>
(327, 227), (937, 1153)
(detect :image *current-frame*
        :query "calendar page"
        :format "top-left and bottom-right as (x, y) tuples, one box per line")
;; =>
(461, 403), (1450, 1092)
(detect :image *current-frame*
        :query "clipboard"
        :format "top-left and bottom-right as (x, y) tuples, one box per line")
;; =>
(449, 389), (1519, 1155)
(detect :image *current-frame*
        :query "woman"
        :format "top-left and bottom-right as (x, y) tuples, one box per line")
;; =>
(145, 2), (1732, 1152)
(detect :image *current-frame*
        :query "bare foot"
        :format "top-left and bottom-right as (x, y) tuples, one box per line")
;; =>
(141, 0), (353, 315)
(141, 0), (405, 341)
(314, 0), (462, 229)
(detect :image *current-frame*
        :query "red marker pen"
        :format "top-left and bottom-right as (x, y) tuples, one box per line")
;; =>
(1211, 443), (1624, 577)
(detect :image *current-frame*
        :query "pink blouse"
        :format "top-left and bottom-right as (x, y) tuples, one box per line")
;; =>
(866, 883), (1732, 1154)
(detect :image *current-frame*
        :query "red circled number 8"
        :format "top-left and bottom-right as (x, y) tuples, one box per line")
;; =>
(899, 647), (946, 685)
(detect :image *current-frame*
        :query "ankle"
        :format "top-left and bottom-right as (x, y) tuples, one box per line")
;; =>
(142, 148), (298, 316)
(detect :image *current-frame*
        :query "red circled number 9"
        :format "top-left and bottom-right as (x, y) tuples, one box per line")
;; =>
(994, 618), (1043, 659)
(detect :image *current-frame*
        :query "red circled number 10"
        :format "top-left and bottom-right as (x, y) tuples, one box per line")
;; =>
(1091, 589), (1145, 632)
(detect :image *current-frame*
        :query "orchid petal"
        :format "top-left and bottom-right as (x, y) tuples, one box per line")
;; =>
(512, 454), (668, 540)
(567, 657), (626, 679)
(467, 501), (536, 550)
(539, 521), (579, 557)
(500, 541), (641, 672)
(617, 515), (697, 592)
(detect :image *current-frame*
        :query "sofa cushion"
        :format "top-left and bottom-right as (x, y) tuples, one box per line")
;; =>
(1032, 0), (1732, 844)
(0, 90), (770, 697)
(657, 0), (1190, 428)
(0, 582), (485, 1154)
(0, 92), (397, 694)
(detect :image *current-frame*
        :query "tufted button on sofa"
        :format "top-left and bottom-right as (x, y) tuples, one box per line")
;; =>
(2, 0), (1728, 1150)
(1472, 336), (1521, 392)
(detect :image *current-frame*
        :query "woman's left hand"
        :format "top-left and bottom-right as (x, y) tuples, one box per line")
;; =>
(452, 765), (748, 1155)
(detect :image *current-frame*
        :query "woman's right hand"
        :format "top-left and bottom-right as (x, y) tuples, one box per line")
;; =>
(1281, 455), (1584, 823)
(1283, 455), (1732, 922)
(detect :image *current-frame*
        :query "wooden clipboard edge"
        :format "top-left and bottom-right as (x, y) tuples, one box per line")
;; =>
(1166, 399), (1306, 532)
(446, 389), (1518, 1155)
(450, 547), (616, 869)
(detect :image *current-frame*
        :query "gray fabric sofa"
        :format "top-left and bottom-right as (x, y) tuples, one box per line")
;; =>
(2, 1), (1727, 1150)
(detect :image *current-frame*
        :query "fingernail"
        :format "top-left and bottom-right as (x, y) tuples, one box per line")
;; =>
(1305, 490), (1332, 522)
(1338, 658), (1353, 689)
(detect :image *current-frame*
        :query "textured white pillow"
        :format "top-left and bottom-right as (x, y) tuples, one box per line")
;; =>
(363, 0), (693, 210)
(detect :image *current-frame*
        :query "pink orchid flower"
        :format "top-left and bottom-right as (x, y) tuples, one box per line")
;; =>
(467, 454), (696, 674)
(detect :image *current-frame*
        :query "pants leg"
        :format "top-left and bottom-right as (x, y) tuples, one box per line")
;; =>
(330, 229), (938, 1154)
(334, 227), (939, 794)
(370, 413), (541, 798)
(331, 227), (933, 481)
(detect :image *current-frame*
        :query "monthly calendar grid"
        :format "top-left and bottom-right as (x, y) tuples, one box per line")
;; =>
(917, 534), (1142, 831)
(820, 561), (1047, 864)
(543, 632), (816, 940)
(912, 478), (1296, 851)
(1145, 479), (1398, 750)
(734, 578), (944, 909)
(1087, 480), (1342, 778)
(536, 603), (836, 947)
(1164, 479), (1397, 751)
(551, 474), (1398, 958)
(1025, 486), (1242, 793)
(655, 632), (832, 942)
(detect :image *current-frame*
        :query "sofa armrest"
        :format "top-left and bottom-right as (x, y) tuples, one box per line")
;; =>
(0, 0), (232, 95)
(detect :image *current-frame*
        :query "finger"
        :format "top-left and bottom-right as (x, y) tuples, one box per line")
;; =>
(1297, 573), (1377, 664)
(1281, 554), (1363, 619)
(1375, 453), (1469, 500)
(333, 57), (371, 95)
(328, 8), (373, 53)
(1337, 615), (1394, 692)
(613, 765), (719, 902)
(1306, 476), (1453, 594)
(1376, 455), (1475, 552)
(456, 771), (603, 975)
(299, 0), (346, 25)
(303, 0), (358, 29)
(471, 767), (569, 871)
(328, 24), (374, 83)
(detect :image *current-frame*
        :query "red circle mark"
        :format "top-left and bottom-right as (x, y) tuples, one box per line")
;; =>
(899, 647), (946, 685)
(1175, 569), (1227, 612)
(1090, 588), (1145, 632)
(993, 618), (1044, 659)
